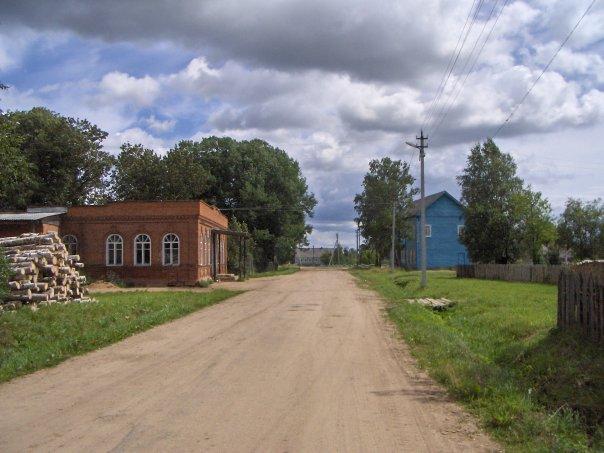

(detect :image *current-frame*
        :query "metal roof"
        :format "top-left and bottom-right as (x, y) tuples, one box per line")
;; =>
(407, 191), (462, 217)
(0, 208), (66, 222)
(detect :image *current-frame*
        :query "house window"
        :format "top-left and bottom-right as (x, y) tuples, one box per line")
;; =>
(458, 225), (465, 237)
(106, 234), (123, 266)
(163, 233), (180, 266)
(134, 234), (151, 266)
(63, 234), (78, 255)
(425, 224), (432, 238)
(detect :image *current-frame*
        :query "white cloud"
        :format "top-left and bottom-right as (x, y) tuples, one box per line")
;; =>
(144, 115), (176, 133)
(99, 71), (160, 107)
(111, 127), (168, 154)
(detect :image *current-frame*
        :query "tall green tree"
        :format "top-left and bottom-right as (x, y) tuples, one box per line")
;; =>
(191, 137), (316, 269)
(0, 107), (112, 206)
(110, 143), (164, 201)
(512, 187), (557, 263)
(161, 142), (213, 200)
(457, 139), (524, 263)
(354, 157), (416, 265)
(557, 198), (603, 260)
(0, 121), (35, 210)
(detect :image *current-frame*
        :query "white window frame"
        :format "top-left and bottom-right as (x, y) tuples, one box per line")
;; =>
(425, 224), (432, 238)
(106, 234), (123, 266)
(163, 233), (180, 266)
(134, 234), (152, 267)
(62, 234), (78, 255)
(458, 225), (465, 237)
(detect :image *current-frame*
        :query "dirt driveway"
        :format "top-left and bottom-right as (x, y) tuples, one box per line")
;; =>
(0, 268), (497, 452)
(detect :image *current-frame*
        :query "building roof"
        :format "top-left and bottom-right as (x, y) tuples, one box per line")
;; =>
(407, 191), (462, 217)
(0, 207), (67, 222)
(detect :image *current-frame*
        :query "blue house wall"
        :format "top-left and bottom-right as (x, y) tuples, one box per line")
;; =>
(412, 194), (469, 268)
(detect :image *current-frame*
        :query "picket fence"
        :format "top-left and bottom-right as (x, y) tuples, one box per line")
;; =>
(558, 268), (604, 342)
(455, 263), (564, 284)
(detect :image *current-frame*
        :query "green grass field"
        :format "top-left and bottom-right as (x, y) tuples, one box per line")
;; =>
(0, 289), (240, 383)
(249, 264), (300, 278)
(350, 268), (603, 452)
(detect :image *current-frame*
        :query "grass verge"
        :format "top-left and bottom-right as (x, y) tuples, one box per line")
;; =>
(249, 264), (300, 278)
(350, 268), (603, 452)
(0, 289), (240, 383)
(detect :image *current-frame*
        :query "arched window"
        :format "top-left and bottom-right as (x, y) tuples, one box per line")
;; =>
(63, 234), (78, 255)
(134, 234), (151, 266)
(163, 233), (180, 266)
(106, 234), (123, 266)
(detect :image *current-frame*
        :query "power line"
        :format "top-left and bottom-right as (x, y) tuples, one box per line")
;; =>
(492, 0), (598, 139)
(422, 0), (479, 130)
(426, 0), (486, 131)
(432, 0), (508, 135)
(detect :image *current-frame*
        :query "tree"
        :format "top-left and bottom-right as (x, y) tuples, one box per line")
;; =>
(512, 187), (557, 263)
(110, 143), (164, 201)
(320, 251), (331, 266)
(161, 142), (213, 200)
(0, 121), (35, 210)
(557, 198), (603, 260)
(184, 137), (316, 270)
(457, 139), (524, 263)
(0, 107), (112, 206)
(354, 157), (416, 265)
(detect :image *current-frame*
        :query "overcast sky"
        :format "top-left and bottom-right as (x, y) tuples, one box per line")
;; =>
(1, 0), (602, 246)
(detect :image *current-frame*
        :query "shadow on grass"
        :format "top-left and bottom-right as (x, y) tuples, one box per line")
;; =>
(513, 327), (604, 444)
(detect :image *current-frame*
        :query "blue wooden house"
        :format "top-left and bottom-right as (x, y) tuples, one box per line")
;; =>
(401, 191), (470, 268)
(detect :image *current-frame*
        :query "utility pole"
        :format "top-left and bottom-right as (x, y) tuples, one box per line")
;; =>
(390, 202), (396, 270)
(336, 233), (340, 266)
(356, 222), (360, 266)
(406, 130), (428, 288)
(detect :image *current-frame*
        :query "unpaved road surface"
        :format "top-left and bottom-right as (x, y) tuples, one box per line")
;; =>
(0, 269), (498, 452)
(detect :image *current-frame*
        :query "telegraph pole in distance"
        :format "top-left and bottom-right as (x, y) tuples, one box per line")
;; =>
(390, 201), (396, 270)
(405, 130), (428, 288)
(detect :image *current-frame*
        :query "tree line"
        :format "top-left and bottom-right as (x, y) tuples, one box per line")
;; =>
(355, 139), (603, 264)
(0, 107), (316, 270)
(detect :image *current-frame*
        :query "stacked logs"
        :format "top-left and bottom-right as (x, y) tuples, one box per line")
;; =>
(1, 232), (92, 312)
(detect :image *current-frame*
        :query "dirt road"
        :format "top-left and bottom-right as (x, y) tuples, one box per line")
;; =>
(0, 269), (497, 452)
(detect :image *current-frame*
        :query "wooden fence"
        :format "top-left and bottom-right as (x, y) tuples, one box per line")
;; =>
(456, 263), (564, 284)
(558, 268), (604, 342)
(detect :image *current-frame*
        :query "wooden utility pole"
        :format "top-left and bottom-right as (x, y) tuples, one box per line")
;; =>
(390, 202), (396, 270)
(406, 130), (428, 287)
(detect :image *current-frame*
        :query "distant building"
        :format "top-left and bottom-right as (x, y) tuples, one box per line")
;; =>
(295, 247), (334, 266)
(401, 191), (470, 269)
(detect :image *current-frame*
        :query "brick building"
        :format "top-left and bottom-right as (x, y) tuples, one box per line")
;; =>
(0, 201), (230, 285)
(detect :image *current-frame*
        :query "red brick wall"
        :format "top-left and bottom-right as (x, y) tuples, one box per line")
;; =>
(61, 201), (229, 285)
(0, 220), (59, 238)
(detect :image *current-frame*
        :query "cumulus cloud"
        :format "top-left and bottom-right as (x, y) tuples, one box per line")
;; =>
(144, 115), (176, 133)
(111, 127), (168, 154)
(99, 71), (160, 107)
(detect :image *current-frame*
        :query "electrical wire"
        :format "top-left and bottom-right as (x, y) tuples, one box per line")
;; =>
(432, 0), (508, 135)
(421, 0), (479, 130)
(492, 0), (598, 138)
(426, 0), (486, 132)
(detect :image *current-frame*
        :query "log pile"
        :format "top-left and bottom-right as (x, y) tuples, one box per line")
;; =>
(1, 232), (93, 312)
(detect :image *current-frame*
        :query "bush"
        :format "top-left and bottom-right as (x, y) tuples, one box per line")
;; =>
(196, 279), (213, 288)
